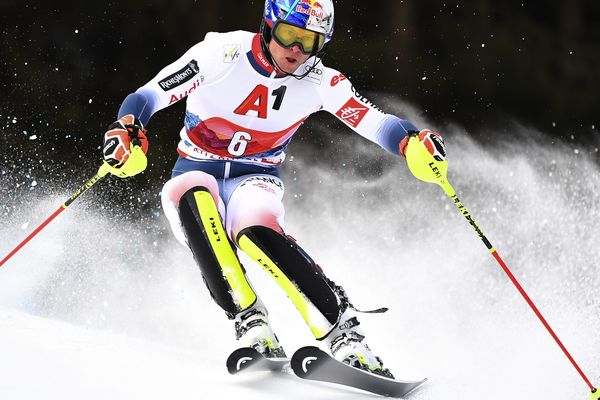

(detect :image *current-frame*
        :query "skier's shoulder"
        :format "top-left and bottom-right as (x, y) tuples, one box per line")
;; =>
(308, 59), (350, 91)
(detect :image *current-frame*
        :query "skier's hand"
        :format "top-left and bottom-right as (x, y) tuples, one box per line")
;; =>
(400, 129), (446, 161)
(102, 114), (149, 178)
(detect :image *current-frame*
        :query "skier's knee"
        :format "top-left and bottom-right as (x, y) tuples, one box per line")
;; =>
(230, 212), (284, 244)
(161, 172), (222, 246)
(226, 178), (285, 242)
(236, 225), (342, 339)
(162, 171), (220, 206)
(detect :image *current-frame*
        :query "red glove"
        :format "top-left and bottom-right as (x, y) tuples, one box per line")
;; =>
(399, 129), (446, 160)
(102, 114), (149, 167)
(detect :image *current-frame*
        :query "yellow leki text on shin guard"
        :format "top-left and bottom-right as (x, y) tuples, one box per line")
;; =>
(193, 190), (256, 310)
(238, 234), (331, 338)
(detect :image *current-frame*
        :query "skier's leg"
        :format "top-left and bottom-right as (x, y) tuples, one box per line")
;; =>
(162, 171), (257, 315)
(227, 175), (393, 376)
(161, 171), (285, 356)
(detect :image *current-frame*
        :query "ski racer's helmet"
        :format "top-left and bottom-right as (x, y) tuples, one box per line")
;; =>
(263, 0), (335, 49)
(260, 0), (335, 76)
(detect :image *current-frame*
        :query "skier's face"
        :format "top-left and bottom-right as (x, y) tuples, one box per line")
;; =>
(268, 39), (311, 74)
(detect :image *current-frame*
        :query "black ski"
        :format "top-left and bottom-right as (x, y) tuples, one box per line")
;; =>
(226, 347), (290, 374)
(291, 346), (427, 398)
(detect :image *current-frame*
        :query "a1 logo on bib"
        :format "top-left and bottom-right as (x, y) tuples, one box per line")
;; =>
(224, 44), (241, 63)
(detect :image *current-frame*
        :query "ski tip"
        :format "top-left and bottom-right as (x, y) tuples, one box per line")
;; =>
(226, 347), (263, 375)
(290, 346), (326, 378)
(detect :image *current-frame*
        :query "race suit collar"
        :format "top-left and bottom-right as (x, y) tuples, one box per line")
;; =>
(247, 33), (287, 79)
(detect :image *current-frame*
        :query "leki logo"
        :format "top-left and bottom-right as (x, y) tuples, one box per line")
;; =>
(335, 98), (369, 128)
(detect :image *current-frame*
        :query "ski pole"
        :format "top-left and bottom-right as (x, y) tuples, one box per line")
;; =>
(0, 144), (147, 269)
(0, 162), (111, 268)
(404, 136), (599, 399)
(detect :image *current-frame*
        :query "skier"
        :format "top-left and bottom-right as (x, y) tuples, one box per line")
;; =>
(102, 0), (445, 378)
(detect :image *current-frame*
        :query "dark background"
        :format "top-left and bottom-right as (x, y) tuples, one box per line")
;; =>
(1, 0), (599, 190)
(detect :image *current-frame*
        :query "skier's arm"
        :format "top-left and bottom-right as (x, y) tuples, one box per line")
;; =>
(376, 115), (420, 155)
(101, 34), (222, 176)
(319, 69), (419, 156)
(117, 88), (158, 127)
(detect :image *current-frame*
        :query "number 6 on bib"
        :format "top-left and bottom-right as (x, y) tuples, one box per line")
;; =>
(228, 131), (252, 156)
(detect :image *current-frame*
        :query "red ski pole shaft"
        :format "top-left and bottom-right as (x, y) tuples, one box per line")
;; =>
(404, 136), (598, 397)
(448, 191), (596, 393)
(0, 164), (110, 268)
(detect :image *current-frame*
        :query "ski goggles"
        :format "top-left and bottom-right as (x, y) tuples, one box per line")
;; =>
(271, 21), (326, 55)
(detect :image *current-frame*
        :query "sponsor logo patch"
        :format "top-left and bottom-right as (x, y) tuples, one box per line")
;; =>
(330, 73), (346, 87)
(167, 77), (203, 104)
(239, 176), (284, 190)
(296, 0), (325, 19)
(335, 97), (369, 128)
(223, 44), (241, 63)
(304, 65), (323, 85)
(158, 60), (199, 91)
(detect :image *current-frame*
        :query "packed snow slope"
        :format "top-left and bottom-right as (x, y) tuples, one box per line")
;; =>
(1, 109), (599, 399)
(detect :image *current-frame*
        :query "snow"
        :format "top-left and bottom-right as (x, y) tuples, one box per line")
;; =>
(0, 309), (215, 400)
(0, 120), (599, 399)
(0, 309), (375, 400)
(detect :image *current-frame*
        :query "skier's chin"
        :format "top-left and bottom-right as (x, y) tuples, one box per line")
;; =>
(278, 57), (301, 74)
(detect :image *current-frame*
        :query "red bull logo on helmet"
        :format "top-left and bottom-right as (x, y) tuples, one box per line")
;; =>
(296, 0), (324, 19)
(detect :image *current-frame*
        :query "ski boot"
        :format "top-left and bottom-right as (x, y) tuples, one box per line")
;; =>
(325, 311), (394, 378)
(234, 300), (286, 358)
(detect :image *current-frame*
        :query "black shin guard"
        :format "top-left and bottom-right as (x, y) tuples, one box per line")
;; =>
(179, 187), (257, 318)
(236, 225), (341, 339)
